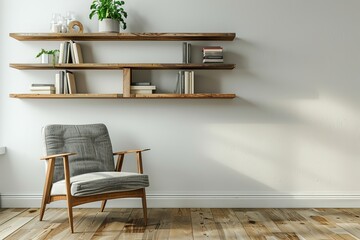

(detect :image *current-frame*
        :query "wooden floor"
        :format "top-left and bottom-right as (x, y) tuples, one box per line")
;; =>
(1, 208), (360, 239)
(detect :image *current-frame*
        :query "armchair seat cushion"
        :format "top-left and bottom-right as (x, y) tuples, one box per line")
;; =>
(51, 171), (149, 197)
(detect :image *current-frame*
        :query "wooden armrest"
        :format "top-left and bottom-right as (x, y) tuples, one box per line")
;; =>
(40, 152), (76, 160)
(113, 149), (149, 173)
(113, 148), (150, 156)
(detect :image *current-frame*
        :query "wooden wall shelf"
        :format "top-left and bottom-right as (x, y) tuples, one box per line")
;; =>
(10, 32), (237, 99)
(10, 63), (235, 70)
(9, 93), (236, 99)
(10, 33), (236, 41)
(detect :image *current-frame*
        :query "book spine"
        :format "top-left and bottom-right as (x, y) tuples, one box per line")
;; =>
(55, 73), (60, 94)
(184, 71), (190, 94)
(58, 42), (64, 64)
(182, 42), (187, 63)
(186, 43), (191, 64)
(190, 71), (194, 94)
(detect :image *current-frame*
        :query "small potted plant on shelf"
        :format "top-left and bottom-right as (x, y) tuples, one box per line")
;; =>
(35, 48), (60, 65)
(89, 0), (128, 33)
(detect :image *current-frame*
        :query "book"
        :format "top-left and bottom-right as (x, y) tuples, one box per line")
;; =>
(31, 83), (55, 87)
(131, 89), (154, 94)
(132, 82), (151, 86)
(73, 42), (83, 64)
(30, 86), (55, 91)
(58, 42), (65, 64)
(66, 71), (77, 94)
(30, 90), (55, 94)
(55, 73), (61, 94)
(203, 58), (224, 63)
(130, 85), (156, 90)
(69, 40), (76, 64)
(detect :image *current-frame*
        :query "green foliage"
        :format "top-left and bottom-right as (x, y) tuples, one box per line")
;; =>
(89, 0), (128, 30)
(35, 49), (60, 66)
(35, 49), (59, 58)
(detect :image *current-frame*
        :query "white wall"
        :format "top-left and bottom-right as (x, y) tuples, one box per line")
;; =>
(1, 0), (360, 208)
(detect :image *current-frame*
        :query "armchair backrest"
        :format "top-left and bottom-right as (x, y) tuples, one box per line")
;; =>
(43, 124), (115, 183)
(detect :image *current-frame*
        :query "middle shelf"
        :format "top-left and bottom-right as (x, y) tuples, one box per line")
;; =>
(10, 63), (236, 98)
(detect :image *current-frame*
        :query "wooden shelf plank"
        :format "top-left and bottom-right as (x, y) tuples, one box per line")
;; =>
(10, 63), (235, 70)
(130, 94), (236, 99)
(9, 93), (236, 99)
(10, 33), (236, 41)
(9, 93), (122, 99)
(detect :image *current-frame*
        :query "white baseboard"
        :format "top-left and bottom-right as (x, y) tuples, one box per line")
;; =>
(1, 194), (360, 208)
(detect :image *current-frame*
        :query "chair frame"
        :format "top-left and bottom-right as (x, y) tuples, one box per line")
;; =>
(39, 149), (150, 233)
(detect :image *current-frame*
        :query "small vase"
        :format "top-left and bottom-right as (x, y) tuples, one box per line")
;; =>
(99, 19), (120, 33)
(41, 54), (51, 64)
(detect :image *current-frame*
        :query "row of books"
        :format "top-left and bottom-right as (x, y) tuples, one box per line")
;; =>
(59, 40), (83, 64)
(55, 70), (77, 94)
(30, 71), (77, 94)
(130, 82), (156, 94)
(175, 71), (194, 94)
(202, 46), (224, 63)
(182, 42), (191, 64)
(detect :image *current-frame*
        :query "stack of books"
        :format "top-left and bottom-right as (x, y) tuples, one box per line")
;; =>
(30, 84), (55, 94)
(175, 71), (194, 94)
(58, 40), (83, 64)
(130, 82), (156, 94)
(55, 70), (77, 94)
(202, 46), (223, 63)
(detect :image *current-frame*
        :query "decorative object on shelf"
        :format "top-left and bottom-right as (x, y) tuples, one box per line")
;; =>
(50, 13), (61, 33)
(68, 20), (84, 33)
(89, 0), (128, 32)
(50, 12), (77, 33)
(35, 48), (60, 65)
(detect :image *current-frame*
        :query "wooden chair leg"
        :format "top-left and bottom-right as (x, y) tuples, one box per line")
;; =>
(39, 198), (47, 221)
(141, 189), (148, 226)
(100, 200), (107, 212)
(66, 200), (74, 233)
(40, 158), (55, 221)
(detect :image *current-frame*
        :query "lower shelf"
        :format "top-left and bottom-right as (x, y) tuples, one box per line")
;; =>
(9, 93), (236, 99)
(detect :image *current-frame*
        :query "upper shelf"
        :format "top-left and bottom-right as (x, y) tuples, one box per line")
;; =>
(10, 63), (235, 70)
(9, 33), (236, 41)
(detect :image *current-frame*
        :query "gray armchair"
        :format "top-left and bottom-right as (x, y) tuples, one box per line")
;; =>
(39, 124), (149, 233)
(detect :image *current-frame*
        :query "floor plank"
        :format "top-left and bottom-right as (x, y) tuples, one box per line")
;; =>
(2, 208), (360, 239)
(0, 209), (39, 239)
(168, 208), (193, 240)
(191, 208), (220, 239)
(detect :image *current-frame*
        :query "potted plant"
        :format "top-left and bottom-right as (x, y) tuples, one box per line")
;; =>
(89, 0), (128, 33)
(36, 49), (60, 65)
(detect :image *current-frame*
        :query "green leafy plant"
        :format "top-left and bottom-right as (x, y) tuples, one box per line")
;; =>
(35, 48), (59, 65)
(89, 0), (128, 30)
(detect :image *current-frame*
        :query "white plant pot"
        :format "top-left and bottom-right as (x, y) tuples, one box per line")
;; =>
(99, 19), (120, 33)
(41, 54), (52, 64)
(41, 54), (58, 65)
